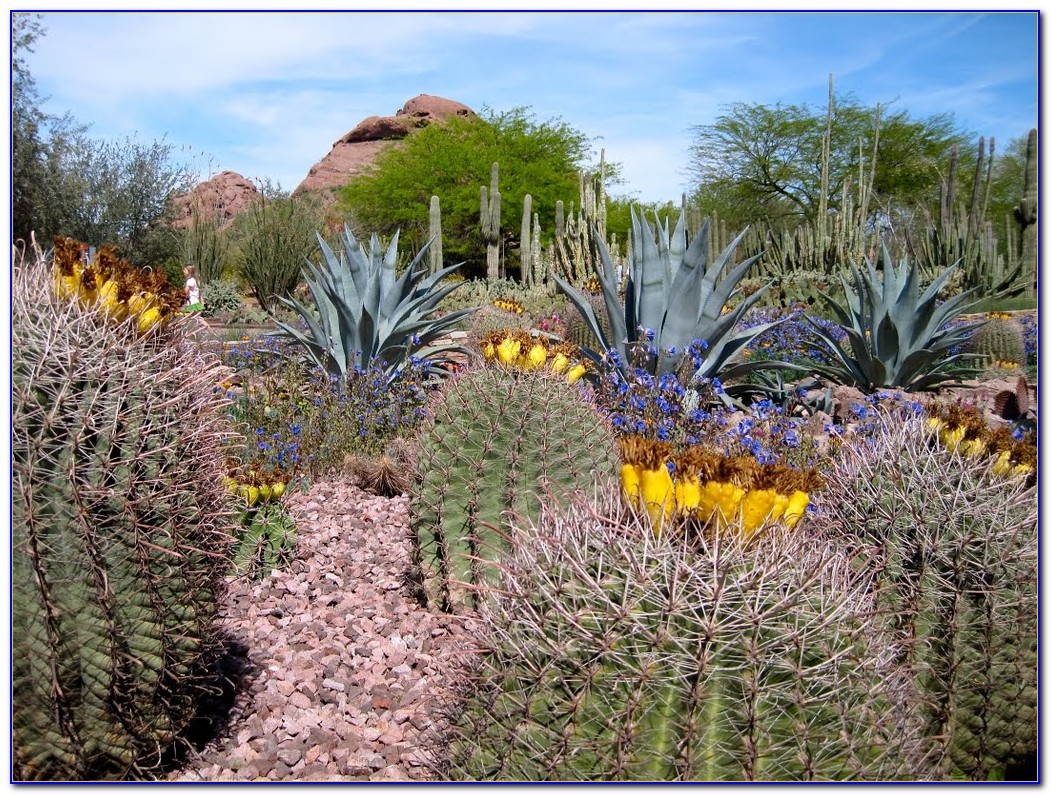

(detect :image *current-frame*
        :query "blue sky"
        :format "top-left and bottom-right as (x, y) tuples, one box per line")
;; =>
(19, 6), (1040, 204)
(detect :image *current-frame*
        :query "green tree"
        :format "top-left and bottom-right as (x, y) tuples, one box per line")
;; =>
(338, 107), (594, 278)
(45, 133), (192, 269)
(229, 182), (324, 313)
(12, 12), (83, 246)
(687, 94), (972, 230)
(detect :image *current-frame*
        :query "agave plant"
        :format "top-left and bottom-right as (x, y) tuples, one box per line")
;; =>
(555, 207), (786, 393)
(271, 224), (474, 384)
(803, 246), (985, 393)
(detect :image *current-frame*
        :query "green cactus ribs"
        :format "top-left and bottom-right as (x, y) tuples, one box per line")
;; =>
(408, 366), (619, 613)
(442, 492), (925, 781)
(13, 241), (236, 780)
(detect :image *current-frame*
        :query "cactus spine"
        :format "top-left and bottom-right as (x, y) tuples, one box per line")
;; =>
(817, 410), (1037, 779)
(13, 240), (235, 780)
(443, 493), (925, 781)
(967, 313), (1026, 367)
(409, 367), (618, 612)
(428, 194), (443, 276)
(480, 162), (501, 280)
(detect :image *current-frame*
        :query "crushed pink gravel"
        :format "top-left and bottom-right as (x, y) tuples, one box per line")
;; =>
(168, 479), (480, 782)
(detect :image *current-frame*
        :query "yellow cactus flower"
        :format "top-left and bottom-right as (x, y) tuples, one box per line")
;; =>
(549, 352), (570, 374)
(640, 465), (675, 533)
(524, 343), (548, 369)
(783, 491), (810, 528)
(566, 363), (587, 384)
(496, 337), (521, 366)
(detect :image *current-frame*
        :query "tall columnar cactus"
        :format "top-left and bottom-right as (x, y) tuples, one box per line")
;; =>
(13, 239), (236, 780)
(815, 409), (1037, 779)
(428, 194), (443, 276)
(519, 193), (533, 286)
(480, 161), (501, 280)
(1012, 128), (1037, 299)
(442, 493), (926, 781)
(409, 367), (619, 612)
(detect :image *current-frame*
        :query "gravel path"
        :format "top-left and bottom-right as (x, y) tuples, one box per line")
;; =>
(168, 479), (479, 782)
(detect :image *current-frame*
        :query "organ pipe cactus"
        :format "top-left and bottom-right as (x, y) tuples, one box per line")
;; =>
(803, 246), (985, 393)
(442, 492), (926, 781)
(13, 240), (236, 780)
(817, 409), (1037, 779)
(555, 207), (787, 394)
(270, 224), (474, 384)
(408, 367), (618, 612)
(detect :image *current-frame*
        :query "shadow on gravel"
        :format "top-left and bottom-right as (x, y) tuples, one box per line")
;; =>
(158, 630), (260, 777)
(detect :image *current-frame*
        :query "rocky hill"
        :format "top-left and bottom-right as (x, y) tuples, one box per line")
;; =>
(174, 94), (475, 228)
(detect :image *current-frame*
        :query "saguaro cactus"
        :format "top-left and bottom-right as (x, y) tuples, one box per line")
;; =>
(480, 162), (501, 280)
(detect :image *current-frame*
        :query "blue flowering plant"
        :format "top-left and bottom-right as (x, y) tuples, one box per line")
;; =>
(222, 343), (431, 481)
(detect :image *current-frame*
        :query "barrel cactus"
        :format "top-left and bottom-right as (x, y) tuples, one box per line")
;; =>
(815, 408), (1037, 779)
(967, 312), (1026, 369)
(408, 366), (619, 612)
(562, 290), (612, 352)
(441, 492), (927, 781)
(13, 239), (236, 780)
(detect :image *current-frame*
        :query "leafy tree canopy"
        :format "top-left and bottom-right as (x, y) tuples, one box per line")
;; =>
(336, 106), (597, 277)
(687, 93), (975, 231)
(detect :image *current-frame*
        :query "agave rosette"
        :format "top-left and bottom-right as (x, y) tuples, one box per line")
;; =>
(803, 246), (985, 393)
(270, 224), (474, 384)
(554, 207), (789, 399)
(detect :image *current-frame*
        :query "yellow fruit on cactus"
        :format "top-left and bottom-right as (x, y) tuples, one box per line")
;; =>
(673, 477), (701, 514)
(566, 363), (587, 384)
(940, 425), (966, 450)
(136, 306), (162, 333)
(271, 482), (286, 499)
(246, 486), (261, 506)
(739, 488), (779, 537)
(497, 337), (521, 366)
(525, 344), (547, 369)
(640, 465), (674, 533)
(620, 463), (642, 504)
(783, 490), (810, 528)
(223, 476), (238, 494)
(698, 480), (745, 530)
(550, 352), (570, 374)
(960, 438), (987, 458)
(925, 416), (945, 434)
(258, 484), (272, 502)
(483, 342), (496, 359)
